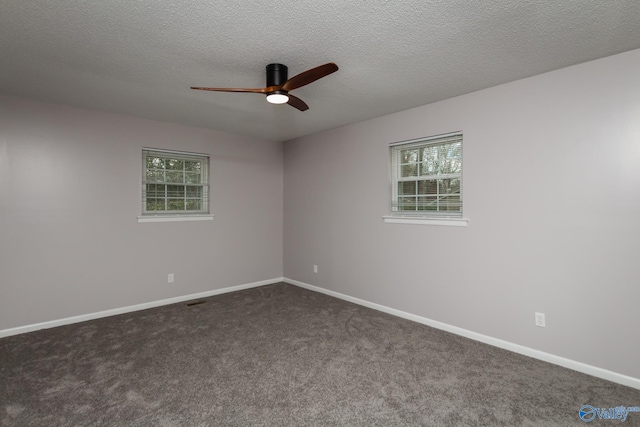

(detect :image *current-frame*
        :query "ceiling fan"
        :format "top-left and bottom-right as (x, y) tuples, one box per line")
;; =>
(191, 62), (338, 111)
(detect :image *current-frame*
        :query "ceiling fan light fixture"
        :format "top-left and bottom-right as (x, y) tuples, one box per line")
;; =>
(266, 92), (289, 104)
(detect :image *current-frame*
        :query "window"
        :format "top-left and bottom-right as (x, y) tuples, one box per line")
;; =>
(389, 132), (463, 220)
(140, 148), (211, 221)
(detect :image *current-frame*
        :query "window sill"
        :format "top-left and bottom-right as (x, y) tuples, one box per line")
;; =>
(382, 215), (469, 227)
(137, 214), (214, 223)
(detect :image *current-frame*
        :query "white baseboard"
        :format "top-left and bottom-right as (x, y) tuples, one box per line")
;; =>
(0, 277), (284, 339)
(284, 277), (640, 391)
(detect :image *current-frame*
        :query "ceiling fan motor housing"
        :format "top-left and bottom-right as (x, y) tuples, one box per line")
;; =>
(266, 63), (288, 89)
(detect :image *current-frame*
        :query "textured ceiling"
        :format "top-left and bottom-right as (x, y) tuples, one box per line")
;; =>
(2, 1), (640, 142)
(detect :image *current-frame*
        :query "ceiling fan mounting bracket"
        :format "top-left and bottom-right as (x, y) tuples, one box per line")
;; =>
(266, 63), (288, 87)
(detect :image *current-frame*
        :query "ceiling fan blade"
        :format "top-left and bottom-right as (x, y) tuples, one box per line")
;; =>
(287, 94), (309, 111)
(282, 63), (338, 92)
(190, 86), (267, 94)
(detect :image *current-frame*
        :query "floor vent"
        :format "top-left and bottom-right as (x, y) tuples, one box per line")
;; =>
(186, 300), (206, 307)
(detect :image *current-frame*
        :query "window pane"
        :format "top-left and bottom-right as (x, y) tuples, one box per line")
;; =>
(146, 184), (165, 198)
(440, 178), (460, 194)
(147, 157), (164, 169)
(398, 196), (417, 211)
(186, 186), (202, 197)
(417, 180), (438, 195)
(186, 199), (202, 210)
(184, 172), (201, 184)
(421, 145), (438, 161)
(419, 161), (438, 176)
(400, 148), (419, 178)
(419, 146), (436, 176)
(167, 199), (185, 210)
(165, 171), (184, 183)
(416, 196), (437, 211)
(401, 163), (419, 178)
(401, 148), (419, 163)
(185, 161), (201, 172)
(166, 159), (184, 171)
(398, 181), (416, 195)
(146, 198), (164, 211)
(441, 157), (461, 174)
(166, 185), (185, 198)
(438, 143), (461, 174)
(440, 195), (461, 211)
(415, 194), (461, 212)
(145, 183), (155, 196)
(146, 170), (164, 182)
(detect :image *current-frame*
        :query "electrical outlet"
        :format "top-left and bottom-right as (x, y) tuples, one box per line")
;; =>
(313, 265), (318, 273)
(168, 273), (174, 283)
(535, 312), (546, 327)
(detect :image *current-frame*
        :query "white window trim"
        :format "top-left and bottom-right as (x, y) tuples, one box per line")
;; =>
(137, 214), (214, 223)
(382, 215), (468, 227)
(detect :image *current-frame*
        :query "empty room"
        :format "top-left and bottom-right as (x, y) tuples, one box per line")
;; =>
(2, 1), (640, 425)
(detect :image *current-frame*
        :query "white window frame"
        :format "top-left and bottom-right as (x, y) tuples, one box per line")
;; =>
(383, 132), (468, 227)
(137, 148), (213, 223)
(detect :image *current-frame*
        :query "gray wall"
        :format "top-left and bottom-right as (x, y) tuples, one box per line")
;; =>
(0, 95), (283, 330)
(283, 49), (640, 379)
(2, 49), (639, 381)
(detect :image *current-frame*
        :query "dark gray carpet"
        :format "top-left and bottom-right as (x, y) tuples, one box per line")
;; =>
(1, 283), (639, 426)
